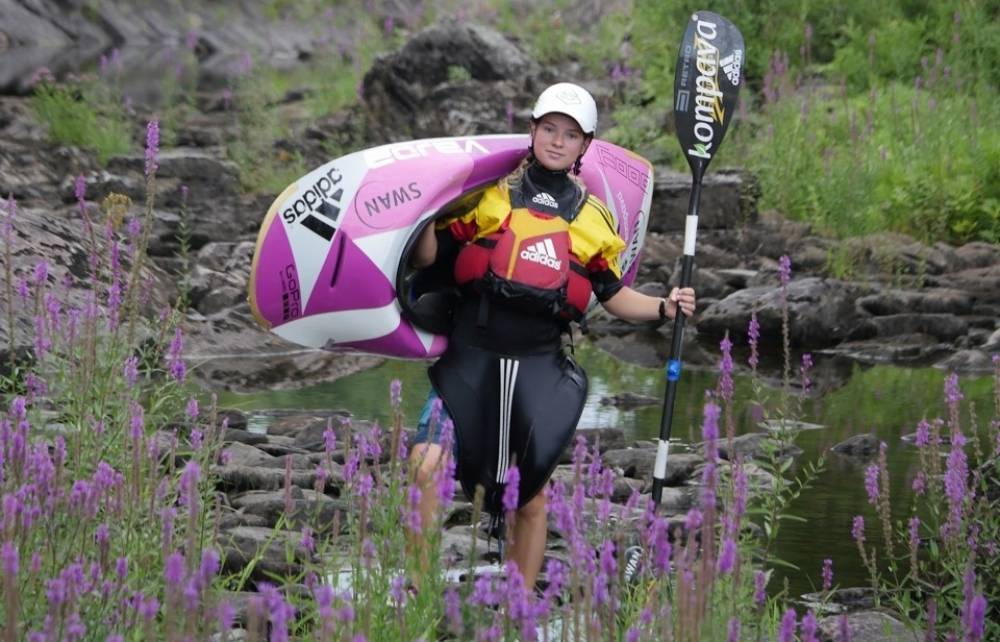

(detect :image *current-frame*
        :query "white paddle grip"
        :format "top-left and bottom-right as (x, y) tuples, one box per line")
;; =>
(684, 215), (698, 256)
(654, 439), (670, 479)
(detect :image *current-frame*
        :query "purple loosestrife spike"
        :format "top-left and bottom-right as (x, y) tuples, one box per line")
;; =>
(912, 471), (927, 495)
(626, 628), (641, 642)
(719, 334), (734, 402)
(945, 372), (963, 406)
(822, 558), (833, 591)
(966, 595), (986, 641)
(779, 255), (792, 288)
(168, 326), (186, 382)
(801, 353), (813, 391)
(779, 608), (797, 642)
(389, 378), (402, 407)
(164, 551), (185, 587)
(404, 484), (421, 532)
(115, 557), (128, 580)
(753, 569), (767, 606)
(852, 515), (865, 543)
(389, 575), (407, 607)
(864, 464), (880, 505)
(123, 356), (138, 387)
(502, 465), (520, 514)
(33, 261), (48, 285)
(144, 120), (159, 177)
(915, 419), (931, 447)
(748, 311), (760, 370)
(727, 617), (741, 642)
(1, 541), (17, 576)
(718, 537), (737, 574)
(185, 397), (198, 421)
(801, 610), (820, 642)
(444, 588), (462, 633)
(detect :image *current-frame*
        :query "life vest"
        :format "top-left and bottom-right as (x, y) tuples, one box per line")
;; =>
(453, 206), (592, 321)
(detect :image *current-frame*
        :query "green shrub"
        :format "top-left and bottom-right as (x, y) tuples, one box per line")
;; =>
(30, 82), (132, 165)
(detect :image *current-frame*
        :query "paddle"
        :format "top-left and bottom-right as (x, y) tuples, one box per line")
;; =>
(651, 11), (745, 506)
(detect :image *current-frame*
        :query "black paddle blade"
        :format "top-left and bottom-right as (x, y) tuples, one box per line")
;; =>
(673, 11), (745, 181)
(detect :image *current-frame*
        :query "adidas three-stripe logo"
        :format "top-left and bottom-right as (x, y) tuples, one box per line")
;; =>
(531, 192), (559, 209)
(519, 238), (562, 270)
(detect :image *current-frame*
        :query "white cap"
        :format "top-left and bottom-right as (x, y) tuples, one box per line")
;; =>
(531, 82), (598, 134)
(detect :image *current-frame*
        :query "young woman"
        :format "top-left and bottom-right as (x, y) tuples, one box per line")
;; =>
(408, 82), (696, 590)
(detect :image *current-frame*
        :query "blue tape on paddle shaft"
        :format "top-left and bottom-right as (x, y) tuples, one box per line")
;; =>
(666, 359), (682, 381)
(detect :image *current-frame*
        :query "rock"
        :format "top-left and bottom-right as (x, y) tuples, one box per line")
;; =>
(933, 349), (996, 375)
(548, 466), (641, 504)
(599, 393), (659, 409)
(649, 168), (758, 232)
(925, 264), (1000, 303)
(697, 278), (865, 348)
(223, 428), (268, 446)
(600, 449), (702, 486)
(816, 610), (919, 642)
(220, 526), (312, 581)
(213, 464), (341, 494)
(952, 241), (1000, 270)
(714, 432), (803, 462)
(832, 434), (880, 460)
(857, 289), (974, 316)
(362, 20), (538, 140)
(221, 442), (280, 468)
(219, 410), (249, 431)
(818, 335), (952, 366)
(230, 489), (349, 530)
(849, 314), (968, 342)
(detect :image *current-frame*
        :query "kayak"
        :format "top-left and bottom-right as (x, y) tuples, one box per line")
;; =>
(248, 134), (653, 358)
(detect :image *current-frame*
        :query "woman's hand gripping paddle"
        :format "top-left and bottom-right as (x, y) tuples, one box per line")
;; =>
(651, 11), (745, 507)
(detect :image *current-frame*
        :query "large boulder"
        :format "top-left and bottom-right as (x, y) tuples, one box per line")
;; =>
(697, 277), (866, 348)
(361, 20), (540, 140)
(648, 168), (759, 232)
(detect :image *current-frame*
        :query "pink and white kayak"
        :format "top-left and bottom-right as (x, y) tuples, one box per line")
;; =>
(248, 134), (654, 358)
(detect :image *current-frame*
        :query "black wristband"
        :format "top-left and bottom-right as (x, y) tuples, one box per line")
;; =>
(658, 298), (668, 321)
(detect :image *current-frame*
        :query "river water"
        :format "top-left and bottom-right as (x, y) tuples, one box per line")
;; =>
(217, 342), (997, 598)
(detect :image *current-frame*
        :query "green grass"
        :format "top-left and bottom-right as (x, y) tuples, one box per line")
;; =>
(31, 83), (132, 165)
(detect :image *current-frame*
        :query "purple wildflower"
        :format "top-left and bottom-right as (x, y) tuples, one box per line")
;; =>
(389, 575), (407, 607)
(944, 372), (963, 406)
(779, 255), (792, 288)
(404, 484), (421, 533)
(389, 379), (402, 408)
(718, 537), (737, 574)
(185, 397), (198, 421)
(966, 595), (986, 641)
(144, 120), (159, 177)
(753, 569), (767, 606)
(852, 515), (865, 544)
(800, 353), (813, 391)
(1, 541), (18, 576)
(122, 356), (139, 388)
(164, 551), (185, 587)
(912, 471), (927, 495)
(444, 588), (462, 633)
(915, 419), (931, 447)
(822, 558), (833, 591)
(727, 617), (741, 642)
(864, 463), (880, 505)
(323, 424), (336, 455)
(299, 526), (316, 553)
(502, 465), (520, 514)
(748, 311), (760, 370)
(719, 333), (734, 402)
(778, 608), (797, 642)
(801, 610), (819, 642)
(167, 327), (185, 382)
(33, 260), (48, 286)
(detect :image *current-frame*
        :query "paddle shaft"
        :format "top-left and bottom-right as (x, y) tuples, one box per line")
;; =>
(651, 176), (702, 505)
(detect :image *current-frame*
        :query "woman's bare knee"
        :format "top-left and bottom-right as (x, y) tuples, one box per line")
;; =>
(516, 490), (546, 521)
(409, 443), (446, 486)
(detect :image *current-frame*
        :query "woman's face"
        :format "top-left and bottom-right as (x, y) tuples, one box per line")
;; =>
(530, 113), (590, 172)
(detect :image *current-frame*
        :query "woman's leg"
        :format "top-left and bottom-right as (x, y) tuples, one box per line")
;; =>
(407, 442), (447, 581)
(508, 490), (547, 589)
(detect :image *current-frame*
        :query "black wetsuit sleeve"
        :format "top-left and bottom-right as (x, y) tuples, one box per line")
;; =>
(591, 269), (624, 303)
